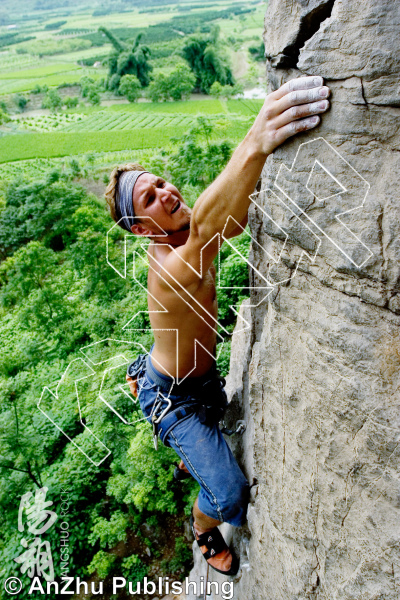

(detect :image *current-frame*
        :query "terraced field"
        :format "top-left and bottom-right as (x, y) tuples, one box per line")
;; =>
(0, 148), (155, 182)
(0, 52), (39, 72)
(0, 127), (189, 162)
(0, 63), (82, 80)
(0, 97), (258, 164)
(0, 67), (104, 94)
(101, 98), (263, 116)
(61, 112), (198, 132)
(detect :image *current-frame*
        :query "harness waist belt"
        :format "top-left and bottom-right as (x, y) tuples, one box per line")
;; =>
(127, 352), (228, 443)
(145, 353), (218, 397)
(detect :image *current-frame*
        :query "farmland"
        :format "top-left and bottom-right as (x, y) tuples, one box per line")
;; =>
(0, 98), (260, 168)
(0, 0), (265, 178)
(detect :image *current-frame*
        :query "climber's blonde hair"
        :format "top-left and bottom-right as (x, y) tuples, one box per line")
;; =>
(105, 163), (146, 224)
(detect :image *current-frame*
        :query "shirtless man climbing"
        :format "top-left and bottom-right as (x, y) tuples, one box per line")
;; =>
(105, 76), (330, 576)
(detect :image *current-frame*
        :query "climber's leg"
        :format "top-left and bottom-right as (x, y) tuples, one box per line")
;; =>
(165, 414), (250, 526)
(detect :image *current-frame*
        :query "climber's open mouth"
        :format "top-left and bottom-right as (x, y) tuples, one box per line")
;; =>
(171, 200), (181, 214)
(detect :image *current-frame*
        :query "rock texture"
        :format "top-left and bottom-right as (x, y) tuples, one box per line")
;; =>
(186, 1), (400, 599)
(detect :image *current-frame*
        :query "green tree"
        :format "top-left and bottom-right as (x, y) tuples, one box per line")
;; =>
(87, 85), (101, 106)
(32, 83), (48, 94)
(168, 63), (196, 101)
(13, 94), (29, 112)
(108, 73), (121, 91)
(42, 89), (63, 112)
(209, 81), (223, 99)
(182, 31), (234, 93)
(0, 241), (75, 328)
(0, 108), (10, 125)
(79, 76), (95, 98)
(249, 42), (265, 61)
(99, 28), (152, 90)
(119, 74), (141, 102)
(147, 73), (169, 102)
(148, 65), (195, 103)
(64, 96), (79, 108)
(210, 81), (243, 100)
(0, 177), (85, 258)
(168, 117), (233, 190)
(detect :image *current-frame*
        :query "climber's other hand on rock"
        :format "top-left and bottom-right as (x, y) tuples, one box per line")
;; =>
(251, 76), (330, 155)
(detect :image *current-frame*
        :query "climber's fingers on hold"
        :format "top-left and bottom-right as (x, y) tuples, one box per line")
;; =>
(260, 76), (330, 145)
(273, 115), (323, 145)
(271, 75), (324, 101)
(269, 76), (330, 117)
(276, 84), (330, 116)
(275, 98), (330, 129)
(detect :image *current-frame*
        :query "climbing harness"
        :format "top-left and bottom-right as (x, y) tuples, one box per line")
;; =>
(127, 353), (246, 451)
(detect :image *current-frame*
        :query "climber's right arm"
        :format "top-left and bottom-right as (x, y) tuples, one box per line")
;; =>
(161, 76), (330, 288)
(189, 76), (330, 242)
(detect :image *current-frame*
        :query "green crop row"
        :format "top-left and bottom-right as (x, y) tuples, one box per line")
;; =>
(0, 147), (164, 182)
(0, 128), (186, 163)
(100, 98), (263, 116)
(61, 112), (196, 132)
(0, 52), (39, 73)
(0, 63), (82, 80)
(0, 68), (104, 95)
(0, 120), (250, 164)
(15, 113), (85, 132)
(0, 147), (156, 182)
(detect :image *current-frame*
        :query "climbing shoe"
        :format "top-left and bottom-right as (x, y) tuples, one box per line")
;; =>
(190, 513), (239, 576)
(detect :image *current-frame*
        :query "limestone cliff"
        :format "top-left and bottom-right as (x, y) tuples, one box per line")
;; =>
(186, 1), (400, 598)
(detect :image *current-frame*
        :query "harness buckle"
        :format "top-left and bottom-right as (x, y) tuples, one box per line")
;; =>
(150, 395), (173, 451)
(153, 398), (172, 424)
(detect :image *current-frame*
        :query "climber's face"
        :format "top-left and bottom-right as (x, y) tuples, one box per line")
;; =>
(131, 173), (191, 237)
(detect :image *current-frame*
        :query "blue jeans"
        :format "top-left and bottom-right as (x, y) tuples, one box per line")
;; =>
(136, 352), (249, 527)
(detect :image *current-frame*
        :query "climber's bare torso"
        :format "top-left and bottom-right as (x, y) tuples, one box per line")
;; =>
(147, 240), (218, 379)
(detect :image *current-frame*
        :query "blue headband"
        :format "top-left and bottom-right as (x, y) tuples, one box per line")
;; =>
(116, 170), (149, 232)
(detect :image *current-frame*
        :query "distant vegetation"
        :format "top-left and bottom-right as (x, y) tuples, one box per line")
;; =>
(182, 26), (234, 93)
(0, 0), (265, 592)
(0, 32), (35, 48)
(44, 19), (67, 30)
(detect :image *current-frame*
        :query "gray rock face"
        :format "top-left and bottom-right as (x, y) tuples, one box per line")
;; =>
(185, 1), (400, 599)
